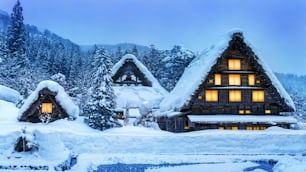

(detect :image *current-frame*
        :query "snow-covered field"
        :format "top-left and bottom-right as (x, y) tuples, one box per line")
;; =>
(0, 100), (306, 171)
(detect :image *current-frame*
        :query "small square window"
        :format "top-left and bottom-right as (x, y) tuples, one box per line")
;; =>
(42, 103), (52, 113)
(265, 110), (271, 114)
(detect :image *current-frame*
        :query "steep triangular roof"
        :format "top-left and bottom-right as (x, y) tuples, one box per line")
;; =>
(112, 54), (167, 94)
(160, 30), (295, 114)
(18, 80), (79, 121)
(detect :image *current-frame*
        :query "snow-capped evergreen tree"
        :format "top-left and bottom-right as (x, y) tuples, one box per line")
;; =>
(5, 0), (32, 98)
(84, 47), (116, 130)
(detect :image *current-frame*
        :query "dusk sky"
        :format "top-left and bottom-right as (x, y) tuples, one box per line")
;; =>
(0, 0), (306, 74)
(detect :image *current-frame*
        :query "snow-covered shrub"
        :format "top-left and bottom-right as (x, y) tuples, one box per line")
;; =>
(14, 128), (38, 152)
(134, 102), (159, 129)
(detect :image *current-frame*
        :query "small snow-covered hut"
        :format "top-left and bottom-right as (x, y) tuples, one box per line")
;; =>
(112, 54), (167, 118)
(18, 80), (79, 123)
(158, 31), (296, 132)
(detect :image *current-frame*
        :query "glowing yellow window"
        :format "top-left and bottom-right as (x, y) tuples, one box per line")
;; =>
(252, 90), (265, 102)
(253, 126), (259, 130)
(205, 90), (218, 102)
(248, 74), (255, 86)
(245, 110), (251, 114)
(41, 103), (52, 113)
(229, 90), (242, 102)
(228, 59), (241, 70)
(232, 126), (238, 130)
(218, 127), (224, 130)
(246, 126), (253, 130)
(239, 110), (244, 114)
(260, 127), (267, 130)
(256, 80), (261, 84)
(215, 74), (221, 85)
(265, 110), (271, 114)
(198, 95), (202, 100)
(229, 74), (241, 85)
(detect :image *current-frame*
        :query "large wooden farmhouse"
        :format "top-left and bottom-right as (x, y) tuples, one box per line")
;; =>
(18, 80), (79, 123)
(158, 31), (297, 132)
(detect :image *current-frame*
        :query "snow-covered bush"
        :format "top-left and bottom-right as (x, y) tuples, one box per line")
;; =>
(14, 128), (38, 152)
(134, 102), (159, 129)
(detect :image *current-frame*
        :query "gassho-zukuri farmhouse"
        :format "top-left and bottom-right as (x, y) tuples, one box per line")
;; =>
(156, 31), (297, 132)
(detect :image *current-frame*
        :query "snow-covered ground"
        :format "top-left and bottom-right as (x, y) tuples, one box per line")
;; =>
(0, 100), (305, 171)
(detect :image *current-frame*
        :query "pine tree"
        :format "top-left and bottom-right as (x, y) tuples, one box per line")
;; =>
(84, 47), (116, 130)
(5, 0), (32, 98)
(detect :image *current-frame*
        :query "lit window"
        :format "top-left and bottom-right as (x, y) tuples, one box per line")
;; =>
(205, 90), (218, 102)
(42, 103), (52, 113)
(246, 126), (253, 130)
(232, 126), (238, 130)
(253, 126), (259, 130)
(245, 110), (251, 114)
(229, 74), (241, 85)
(215, 74), (221, 85)
(229, 90), (242, 102)
(265, 110), (271, 114)
(252, 90), (265, 102)
(256, 80), (261, 84)
(239, 110), (244, 114)
(198, 95), (202, 100)
(228, 59), (241, 70)
(218, 127), (224, 130)
(208, 79), (214, 83)
(248, 74), (255, 86)
(260, 127), (266, 130)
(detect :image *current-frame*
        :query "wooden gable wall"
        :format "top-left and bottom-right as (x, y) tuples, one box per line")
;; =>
(186, 33), (293, 115)
(112, 59), (152, 86)
(19, 88), (69, 123)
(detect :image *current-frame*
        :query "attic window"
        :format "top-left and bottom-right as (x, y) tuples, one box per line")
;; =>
(252, 90), (265, 102)
(205, 90), (218, 102)
(41, 103), (52, 113)
(228, 59), (241, 70)
(214, 74), (221, 85)
(229, 74), (241, 85)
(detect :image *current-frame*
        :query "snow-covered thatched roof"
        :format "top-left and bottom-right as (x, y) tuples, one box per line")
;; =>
(112, 54), (167, 95)
(0, 85), (21, 104)
(18, 80), (79, 119)
(160, 30), (295, 114)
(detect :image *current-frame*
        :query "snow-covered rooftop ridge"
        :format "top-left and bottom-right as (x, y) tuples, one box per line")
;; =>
(160, 30), (295, 112)
(112, 54), (168, 95)
(0, 85), (21, 104)
(18, 80), (79, 119)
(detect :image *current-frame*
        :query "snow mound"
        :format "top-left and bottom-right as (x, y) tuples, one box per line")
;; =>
(160, 29), (295, 113)
(0, 85), (22, 104)
(18, 80), (79, 119)
(114, 86), (165, 108)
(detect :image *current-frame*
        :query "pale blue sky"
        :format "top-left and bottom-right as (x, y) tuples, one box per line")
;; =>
(0, 0), (305, 74)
